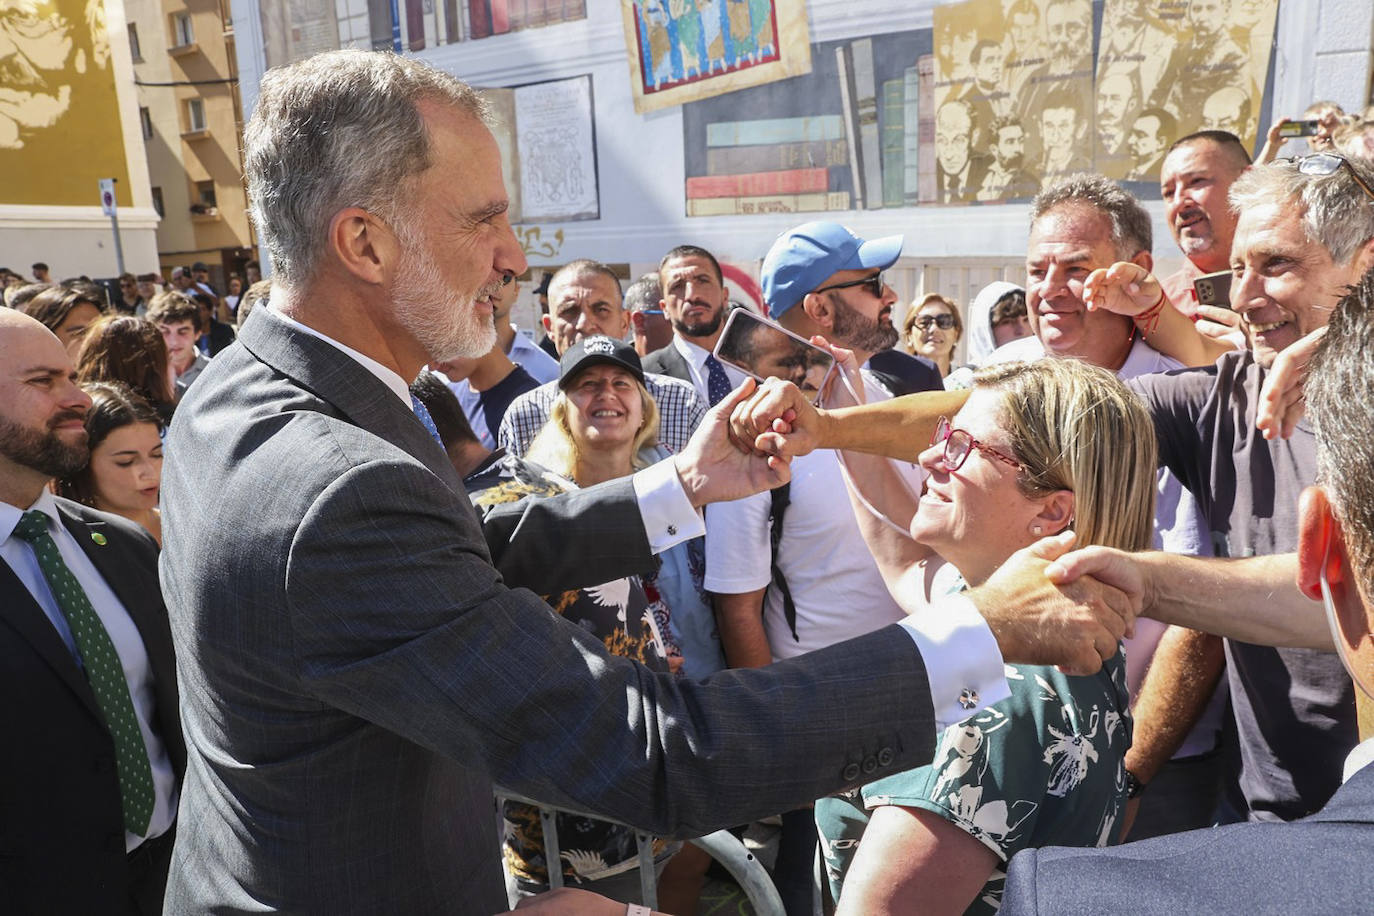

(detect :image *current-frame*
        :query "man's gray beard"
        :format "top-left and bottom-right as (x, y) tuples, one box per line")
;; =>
(831, 296), (899, 354)
(672, 307), (724, 341)
(0, 415), (89, 481)
(393, 244), (499, 362)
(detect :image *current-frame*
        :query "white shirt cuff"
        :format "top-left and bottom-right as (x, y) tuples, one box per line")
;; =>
(632, 459), (706, 553)
(898, 595), (1009, 730)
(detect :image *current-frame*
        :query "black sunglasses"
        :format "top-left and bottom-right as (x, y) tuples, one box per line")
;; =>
(816, 272), (885, 299)
(914, 314), (956, 331)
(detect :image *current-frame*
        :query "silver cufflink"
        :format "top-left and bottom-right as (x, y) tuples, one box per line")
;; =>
(958, 688), (979, 710)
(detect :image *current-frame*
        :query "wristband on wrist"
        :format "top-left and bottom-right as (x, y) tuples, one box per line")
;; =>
(1125, 769), (1148, 799)
(1132, 288), (1168, 338)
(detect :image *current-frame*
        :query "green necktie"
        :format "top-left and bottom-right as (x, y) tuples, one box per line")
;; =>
(15, 510), (155, 836)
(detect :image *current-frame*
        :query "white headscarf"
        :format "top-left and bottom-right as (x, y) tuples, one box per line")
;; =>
(965, 280), (1024, 367)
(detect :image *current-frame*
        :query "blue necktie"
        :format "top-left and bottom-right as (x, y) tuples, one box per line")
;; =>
(411, 396), (444, 446)
(704, 354), (732, 407)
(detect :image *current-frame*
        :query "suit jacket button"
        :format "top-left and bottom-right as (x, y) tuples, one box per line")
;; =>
(861, 756), (878, 774)
(841, 763), (860, 782)
(877, 747), (895, 767)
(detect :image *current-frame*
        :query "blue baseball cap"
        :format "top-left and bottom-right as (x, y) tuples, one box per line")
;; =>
(760, 221), (903, 319)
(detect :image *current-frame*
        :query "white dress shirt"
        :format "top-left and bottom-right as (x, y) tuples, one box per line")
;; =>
(0, 491), (178, 851)
(673, 335), (749, 404)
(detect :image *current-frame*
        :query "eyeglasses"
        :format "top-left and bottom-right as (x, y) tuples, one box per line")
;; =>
(930, 416), (1023, 472)
(816, 272), (885, 299)
(1282, 153), (1374, 203)
(913, 314), (956, 331)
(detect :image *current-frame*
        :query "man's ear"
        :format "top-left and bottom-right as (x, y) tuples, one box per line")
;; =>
(1130, 249), (1154, 274)
(1297, 486), (1343, 600)
(1351, 236), (1374, 280)
(801, 291), (835, 332)
(541, 313), (553, 334)
(328, 207), (391, 286)
(630, 311), (647, 333)
(1033, 490), (1075, 537)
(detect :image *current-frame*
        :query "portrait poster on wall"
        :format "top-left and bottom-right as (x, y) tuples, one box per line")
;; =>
(483, 75), (600, 223)
(0, 0), (134, 206)
(1097, 0), (1278, 181)
(619, 0), (812, 114)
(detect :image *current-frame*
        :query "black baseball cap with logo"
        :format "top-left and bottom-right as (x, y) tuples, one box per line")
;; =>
(558, 336), (645, 389)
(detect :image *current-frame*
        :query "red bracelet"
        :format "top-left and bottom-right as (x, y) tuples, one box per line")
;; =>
(1132, 288), (1168, 339)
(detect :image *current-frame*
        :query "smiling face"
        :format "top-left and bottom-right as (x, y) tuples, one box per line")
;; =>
(564, 364), (644, 456)
(1161, 139), (1245, 270)
(1025, 203), (1134, 363)
(1228, 200), (1362, 369)
(910, 389), (1056, 583)
(88, 420), (163, 515)
(660, 255), (727, 344)
(545, 270), (629, 356)
(911, 301), (959, 363)
(388, 102), (525, 362)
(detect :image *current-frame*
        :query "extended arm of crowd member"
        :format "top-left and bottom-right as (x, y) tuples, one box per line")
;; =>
(1045, 547), (1332, 650)
(1119, 626), (1227, 836)
(1257, 326), (1327, 440)
(1082, 261), (1233, 367)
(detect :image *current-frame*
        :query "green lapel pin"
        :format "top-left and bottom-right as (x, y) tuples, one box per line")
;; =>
(91, 532), (107, 546)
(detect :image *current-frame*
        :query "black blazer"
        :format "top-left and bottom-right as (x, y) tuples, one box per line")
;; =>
(0, 500), (182, 914)
(642, 341), (693, 385)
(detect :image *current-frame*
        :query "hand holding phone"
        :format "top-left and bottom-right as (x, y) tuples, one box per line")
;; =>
(1193, 269), (1234, 308)
(714, 309), (836, 402)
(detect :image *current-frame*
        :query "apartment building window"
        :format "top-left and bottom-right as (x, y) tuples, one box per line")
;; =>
(140, 107), (153, 140)
(128, 23), (142, 60)
(196, 181), (217, 207)
(186, 98), (206, 132)
(172, 12), (194, 47)
(151, 187), (165, 217)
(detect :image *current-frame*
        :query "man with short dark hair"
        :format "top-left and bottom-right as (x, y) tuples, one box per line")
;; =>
(643, 245), (750, 406)
(1126, 108), (1176, 181)
(432, 335), (539, 450)
(978, 117), (1040, 201)
(0, 310), (183, 915)
(31, 261), (50, 282)
(147, 291), (210, 396)
(499, 259), (707, 457)
(626, 273), (673, 357)
(1038, 88), (1091, 178)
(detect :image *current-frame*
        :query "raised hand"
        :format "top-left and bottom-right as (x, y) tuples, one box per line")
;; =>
(1258, 325), (1326, 440)
(966, 532), (1141, 676)
(729, 376), (827, 462)
(1082, 261), (1166, 319)
(674, 378), (792, 508)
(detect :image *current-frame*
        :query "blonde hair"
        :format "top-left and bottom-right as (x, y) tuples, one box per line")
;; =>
(525, 378), (661, 479)
(971, 359), (1157, 551)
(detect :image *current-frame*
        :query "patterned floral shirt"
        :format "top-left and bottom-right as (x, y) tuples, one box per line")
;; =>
(815, 580), (1131, 914)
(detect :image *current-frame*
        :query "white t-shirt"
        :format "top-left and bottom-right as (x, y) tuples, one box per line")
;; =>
(704, 375), (923, 661)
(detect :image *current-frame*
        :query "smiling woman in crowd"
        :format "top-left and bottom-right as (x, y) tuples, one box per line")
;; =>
(814, 355), (1158, 915)
(903, 293), (965, 378)
(57, 381), (166, 546)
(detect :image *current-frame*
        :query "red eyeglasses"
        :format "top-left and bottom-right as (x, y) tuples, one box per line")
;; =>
(930, 416), (1024, 472)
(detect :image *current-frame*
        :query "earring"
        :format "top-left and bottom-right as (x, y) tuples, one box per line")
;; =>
(1031, 524), (1043, 536)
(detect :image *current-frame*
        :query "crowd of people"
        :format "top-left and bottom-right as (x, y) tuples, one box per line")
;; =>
(4, 46), (1374, 916)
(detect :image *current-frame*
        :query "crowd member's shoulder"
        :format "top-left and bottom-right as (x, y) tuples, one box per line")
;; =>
(53, 496), (160, 560)
(867, 349), (942, 396)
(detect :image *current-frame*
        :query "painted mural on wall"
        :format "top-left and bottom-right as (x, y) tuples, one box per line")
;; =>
(681, 0), (1278, 217)
(681, 28), (933, 217)
(619, 0), (811, 114)
(484, 75), (600, 223)
(0, 0), (133, 206)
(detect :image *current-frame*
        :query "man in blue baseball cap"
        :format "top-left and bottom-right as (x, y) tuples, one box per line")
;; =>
(706, 221), (932, 913)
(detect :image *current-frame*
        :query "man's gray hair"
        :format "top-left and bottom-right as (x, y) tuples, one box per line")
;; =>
(1308, 267), (1374, 594)
(1229, 156), (1374, 266)
(243, 50), (489, 285)
(1031, 173), (1153, 260)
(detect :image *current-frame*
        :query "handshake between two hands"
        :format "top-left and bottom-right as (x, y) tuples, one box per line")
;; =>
(671, 339), (1146, 679)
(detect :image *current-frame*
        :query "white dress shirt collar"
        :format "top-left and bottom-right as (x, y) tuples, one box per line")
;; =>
(267, 306), (412, 406)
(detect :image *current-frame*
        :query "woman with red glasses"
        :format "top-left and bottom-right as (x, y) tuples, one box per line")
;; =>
(812, 354), (1158, 915)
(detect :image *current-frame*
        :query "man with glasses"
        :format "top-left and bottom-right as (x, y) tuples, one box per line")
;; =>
(116, 272), (146, 316)
(705, 221), (928, 913)
(1115, 154), (1374, 832)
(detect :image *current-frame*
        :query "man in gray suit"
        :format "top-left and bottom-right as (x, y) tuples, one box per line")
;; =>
(159, 50), (1133, 914)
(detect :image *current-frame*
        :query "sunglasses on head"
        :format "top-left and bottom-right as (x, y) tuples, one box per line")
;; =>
(816, 272), (885, 299)
(914, 314), (956, 331)
(1280, 153), (1374, 203)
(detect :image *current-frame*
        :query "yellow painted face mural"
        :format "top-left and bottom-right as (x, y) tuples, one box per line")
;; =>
(0, 0), (133, 206)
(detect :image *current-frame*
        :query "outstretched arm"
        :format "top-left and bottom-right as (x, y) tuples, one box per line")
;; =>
(1083, 262), (1231, 367)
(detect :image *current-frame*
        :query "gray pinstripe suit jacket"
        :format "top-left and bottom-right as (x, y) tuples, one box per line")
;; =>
(159, 307), (938, 914)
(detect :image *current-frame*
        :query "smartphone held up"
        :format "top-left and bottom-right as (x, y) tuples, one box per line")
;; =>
(714, 308), (836, 402)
